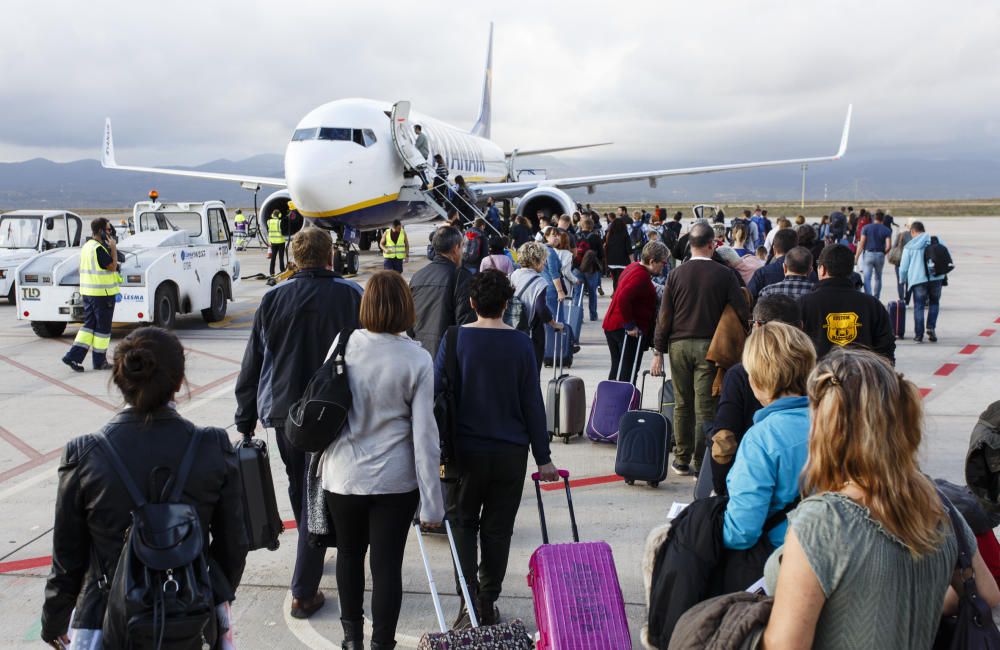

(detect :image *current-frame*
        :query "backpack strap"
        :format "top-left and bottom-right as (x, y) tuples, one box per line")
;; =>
(167, 426), (203, 503)
(762, 497), (800, 533)
(94, 431), (148, 508)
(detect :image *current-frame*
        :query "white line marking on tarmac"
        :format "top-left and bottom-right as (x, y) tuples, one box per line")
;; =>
(0, 464), (57, 501)
(178, 382), (237, 414)
(280, 591), (421, 648)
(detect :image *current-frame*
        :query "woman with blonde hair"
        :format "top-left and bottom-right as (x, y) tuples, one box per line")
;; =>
(763, 348), (1000, 649)
(510, 242), (564, 372)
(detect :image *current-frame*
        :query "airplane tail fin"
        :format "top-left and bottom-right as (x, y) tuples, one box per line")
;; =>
(102, 118), (117, 168)
(470, 22), (493, 140)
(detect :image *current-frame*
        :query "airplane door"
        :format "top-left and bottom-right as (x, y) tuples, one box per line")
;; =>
(389, 101), (427, 171)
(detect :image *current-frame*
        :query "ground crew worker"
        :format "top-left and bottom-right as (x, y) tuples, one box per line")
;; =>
(380, 219), (408, 273)
(233, 208), (247, 250)
(61, 218), (119, 372)
(268, 209), (287, 275)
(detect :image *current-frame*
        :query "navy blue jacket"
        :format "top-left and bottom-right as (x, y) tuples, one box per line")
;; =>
(747, 256), (786, 302)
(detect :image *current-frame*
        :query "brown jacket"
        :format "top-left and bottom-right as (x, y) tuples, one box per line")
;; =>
(668, 591), (772, 650)
(705, 288), (752, 395)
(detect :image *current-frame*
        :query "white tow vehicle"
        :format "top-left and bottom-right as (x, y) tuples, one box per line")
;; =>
(18, 200), (240, 338)
(0, 210), (84, 303)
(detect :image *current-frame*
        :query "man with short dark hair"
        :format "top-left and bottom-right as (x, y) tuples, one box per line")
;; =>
(652, 222), (750, 476)
(235, 226), (362, 619)
(799, 244), (895, 362)
(409, 226), (476, 358)
(898, 220), (947, 343)
(380, 219), (408, 273)
(747, 228), (799, 301)
(759, 246), (816, 300)
(62, 218), (119, 372)
(855, 210), (892, 299)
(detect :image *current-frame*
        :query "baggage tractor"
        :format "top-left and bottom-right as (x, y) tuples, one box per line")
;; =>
(543, 304), (574, 368)
(615, 371), (672, 487)
(415, 520), (533, 649)
(528, 470), (632, 650)
(889, 299), (906, 339)
(585, 334), (642, 443)
(545, 328), (586, 444)
(565, 290), (584, 346)
(235, 433), (284, 551)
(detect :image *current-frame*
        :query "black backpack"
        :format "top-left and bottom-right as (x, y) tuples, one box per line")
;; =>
(829, 212), (848, 240)
(286, 329), (354, 452)
(924, 236), (954, 277)
(97, 429), (217, 650)
(461, 230), (485, 266)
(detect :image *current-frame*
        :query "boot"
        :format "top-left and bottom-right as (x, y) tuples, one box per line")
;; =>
(371, 642), (396, 650)
(340, 619), (363, 650)
(476, 594), (500, 626)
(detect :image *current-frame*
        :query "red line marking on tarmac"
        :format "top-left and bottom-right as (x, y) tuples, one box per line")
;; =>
(919, 388), (932, 398)
(0, 448), (62, 485)
(0, 555), (52, 574)
(283, 519), (296, 529)
(960, 345), (980, 355)
(994, 317), (1000, 324)
(186, 347), (242, 365)
(0, 425), (41, 459)
(182, 371), (240, 401)
(0, 354), (117, 412)
(934, 363), (959, 377)
(981, 329), (996, 337)
(540, 474), (624, 491)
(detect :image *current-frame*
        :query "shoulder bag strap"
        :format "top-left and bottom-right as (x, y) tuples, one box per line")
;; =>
(94, 431), (147, 508)
(762, 496), (801, 533)
(167, 425), (203, 503)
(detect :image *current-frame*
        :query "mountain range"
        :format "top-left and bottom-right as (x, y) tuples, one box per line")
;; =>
(0, 154), (997, 210)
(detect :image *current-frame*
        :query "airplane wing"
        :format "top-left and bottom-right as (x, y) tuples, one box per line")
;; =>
(475, 105), (852, 200)
(101, 119), (287, 188)
(506, 142), (613, 157)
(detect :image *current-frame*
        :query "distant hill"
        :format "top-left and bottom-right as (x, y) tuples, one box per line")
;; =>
(0, 154), (997, 210)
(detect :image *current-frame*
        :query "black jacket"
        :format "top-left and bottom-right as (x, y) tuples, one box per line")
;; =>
(42, 409), (248, 641)
(408, 255), (475, 358)
(235, 268), (362, 432)
(799, 277), (896, 364)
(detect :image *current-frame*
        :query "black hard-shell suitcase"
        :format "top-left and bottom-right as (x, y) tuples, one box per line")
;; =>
(235, 433), (284, 551)
(615, 371), (672, 487)
(889, 300), (906, 339)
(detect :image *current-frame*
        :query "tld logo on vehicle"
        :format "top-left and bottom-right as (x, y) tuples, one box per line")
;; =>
(180, 249), (207, 261)
(20, 287), (40, 301)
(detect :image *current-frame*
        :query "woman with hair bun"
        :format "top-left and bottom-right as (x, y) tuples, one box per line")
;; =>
(41, 327), (249, 649)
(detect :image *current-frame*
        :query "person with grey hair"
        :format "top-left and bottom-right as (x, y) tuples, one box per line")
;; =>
(652, 222), (750, 477)
(601, 241), (669, 383)
(409, 226), (476, 358)
(511, 242), (565, 372)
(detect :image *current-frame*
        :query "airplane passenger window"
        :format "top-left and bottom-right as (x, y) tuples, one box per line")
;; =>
(318, 128), (351, 141)
(362, 129), (377, 147)
(291, 127), (318, 141)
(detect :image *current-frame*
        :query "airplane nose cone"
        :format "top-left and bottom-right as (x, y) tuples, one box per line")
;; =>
(285, 143), (350, 216)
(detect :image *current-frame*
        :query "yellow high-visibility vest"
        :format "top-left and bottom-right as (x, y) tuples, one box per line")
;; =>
(79, 239), (120, 297)
(267, 217), (286, 244)
(383, 229), (407, 259)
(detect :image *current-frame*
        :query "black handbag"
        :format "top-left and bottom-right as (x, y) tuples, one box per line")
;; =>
(285, 329), (354, 453)
(934, 494), (1000, 649)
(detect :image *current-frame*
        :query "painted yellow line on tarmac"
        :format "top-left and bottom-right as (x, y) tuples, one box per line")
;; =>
(207, 307), (258, 329)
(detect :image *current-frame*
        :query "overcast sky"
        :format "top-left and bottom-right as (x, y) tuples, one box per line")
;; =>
(2, 0), (998, 167)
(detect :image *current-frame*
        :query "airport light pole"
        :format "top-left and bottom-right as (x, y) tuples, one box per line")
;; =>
(800, 163), (808, 210)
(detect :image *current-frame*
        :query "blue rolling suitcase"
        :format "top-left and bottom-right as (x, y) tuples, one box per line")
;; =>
(566, 291), (584, 346)
(543, 303), (574, 368)
(615, 371), (671, 487)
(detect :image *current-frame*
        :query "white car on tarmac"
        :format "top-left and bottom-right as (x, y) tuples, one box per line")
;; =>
(17, 200), (241, 338)
(0, 210), (84, 304)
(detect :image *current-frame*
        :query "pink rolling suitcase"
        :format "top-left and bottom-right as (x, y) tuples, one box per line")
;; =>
(586, 334), (643, 443)
(527, 470), (632, 649)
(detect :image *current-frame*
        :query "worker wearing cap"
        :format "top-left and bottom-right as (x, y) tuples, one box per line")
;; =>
(380, 219), (408, 273)
(62, 218), (119, 372)
(268, 210), (287, 275)
(233, 208), (247, 250)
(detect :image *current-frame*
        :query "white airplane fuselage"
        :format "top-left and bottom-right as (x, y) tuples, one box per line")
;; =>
(285, 98), (506, 230)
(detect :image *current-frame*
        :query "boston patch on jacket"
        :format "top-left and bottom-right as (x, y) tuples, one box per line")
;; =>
(823, 311), (861, 346)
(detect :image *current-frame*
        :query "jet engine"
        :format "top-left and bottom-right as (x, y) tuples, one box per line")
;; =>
(258, 190), (293, 226)
(516, 187), (576, 220)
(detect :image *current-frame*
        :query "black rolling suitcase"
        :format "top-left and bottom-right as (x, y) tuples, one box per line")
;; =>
(888, 300), (906, 339)
(235, 433), (284, 551)
(615, 371), (672, 487)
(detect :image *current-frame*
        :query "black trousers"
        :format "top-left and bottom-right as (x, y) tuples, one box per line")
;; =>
(452, 449), (529, 604)
(326, 490), (420, 644)
(605, 329), (645, 383)
(273, 426), (325, 599)
(270, 242), (286, 275)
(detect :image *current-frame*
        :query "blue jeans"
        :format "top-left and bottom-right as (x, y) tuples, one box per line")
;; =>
(575, 270), (601, 320)
(860, 251), (886, 299)
(911, 280), (943, 338)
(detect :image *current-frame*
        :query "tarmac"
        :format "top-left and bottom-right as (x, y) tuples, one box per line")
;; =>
(0, 216), (997, 648)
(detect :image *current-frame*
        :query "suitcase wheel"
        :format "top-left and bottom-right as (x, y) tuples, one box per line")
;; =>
(549, 433), (554, 442)
(625, 479), (635, 486)
(649, 481), (660, 488)
(563, 436), (569, 444)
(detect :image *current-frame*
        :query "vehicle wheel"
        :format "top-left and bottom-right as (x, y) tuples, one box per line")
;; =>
(625, 479), (635, 486)
(7, 283), (14, 304)
(201, 276), (228, 323)
(153, 284), (178, 329)
(31, 321), (67, 338)
(333, 250), (345, 274)
(346, 250), (360, 275)
(649, 481), (660, 488)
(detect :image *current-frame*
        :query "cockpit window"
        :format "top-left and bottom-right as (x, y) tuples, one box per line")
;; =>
(319, 128), (352, 141)
(291, 127), (318, 141)
(362, 129), (377, 147)
(292, 127), (376, 148)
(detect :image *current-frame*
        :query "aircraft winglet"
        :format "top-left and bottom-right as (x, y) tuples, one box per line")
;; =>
(102, 118), (117, 168)
(835, 104), (853, 160)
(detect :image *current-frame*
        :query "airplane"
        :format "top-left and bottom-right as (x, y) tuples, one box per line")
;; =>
(101, 22), (852, 259)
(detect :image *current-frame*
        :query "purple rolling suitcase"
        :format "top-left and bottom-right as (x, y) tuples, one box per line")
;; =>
(585, 334), (642, 443)
(527, 470), (631, 650)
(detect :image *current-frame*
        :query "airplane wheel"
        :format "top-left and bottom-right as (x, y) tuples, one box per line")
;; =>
(346, 250), (360, 275)
(153, 284), (178, 329)
(201, 276), (228, 323)
(359, 231), (373, 251)
(31, 321), (67, 338)
(333, 250), (345, 274)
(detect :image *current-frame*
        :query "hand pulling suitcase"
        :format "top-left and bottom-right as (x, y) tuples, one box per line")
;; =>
(889, 299), (906, 339)
(235, 433), (284, 551)
(543, 303), (575, 368)
(585, 334), (642, 443)
(566, 290), (584, 346)
(615, 371), (672, 487)
(415, 520), (533, 649)
(527, 470), (632, 650)
(546, 328), (586, 444)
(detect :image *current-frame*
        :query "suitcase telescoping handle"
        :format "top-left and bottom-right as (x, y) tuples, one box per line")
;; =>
(640, 370), (667, 409)
(532, 469), (579, 545)
(413, 519), (480, 633)
(616, 332), (643, 383)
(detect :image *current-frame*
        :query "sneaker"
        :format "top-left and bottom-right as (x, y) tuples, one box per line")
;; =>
(452, 603), (473, 630)
(62, 357), (84, 373)
(94, 362), (112, 371)
(928, 330), (937, 343)
(913, 335), (924, 343)
(479, 602), (501, 626)
(597, 287), (605, 296)
(671, 460), (693, 476)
